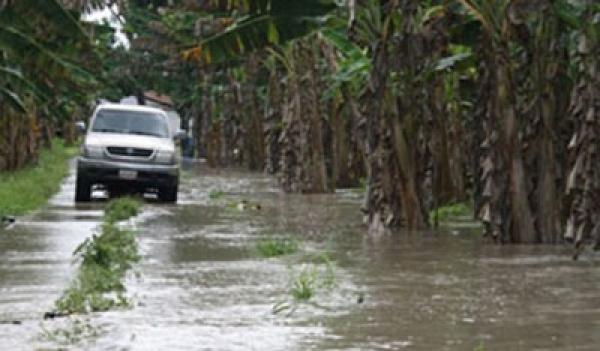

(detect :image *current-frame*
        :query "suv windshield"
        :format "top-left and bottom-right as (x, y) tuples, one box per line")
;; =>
(92, 109), (169, 138)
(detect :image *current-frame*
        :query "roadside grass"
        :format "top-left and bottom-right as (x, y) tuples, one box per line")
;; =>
(256, 237), (299, 258)
(52, 198), (141, 315)
(429, 201), (472, 224)
(0, 139), (78, 218)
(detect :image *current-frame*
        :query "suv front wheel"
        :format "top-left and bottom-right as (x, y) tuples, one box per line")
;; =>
(75, 175), (91, 202)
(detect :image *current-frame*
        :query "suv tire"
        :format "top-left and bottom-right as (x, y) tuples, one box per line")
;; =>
(75, 175), (91, 202)
(159, 183), (178, 203)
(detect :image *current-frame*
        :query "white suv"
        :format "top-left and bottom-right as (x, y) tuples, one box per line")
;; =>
(76, 104), (181, 202)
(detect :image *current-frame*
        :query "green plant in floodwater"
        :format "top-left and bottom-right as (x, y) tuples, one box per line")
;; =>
(291, 264), (318, 301)
(273, 259), (339, 315)
(473, 342), (486, 351)
(256, 237), (299, 258)
(104, 197), (141, 223)
(429, 201), (472, 224)
(314, 253), (336, 289)
(208, 190), (225, 200)
(76, 223), (139, 271)
(289, 257), (337, 301)
(53, 198), (140, 315)
(42, 318), (104, 345)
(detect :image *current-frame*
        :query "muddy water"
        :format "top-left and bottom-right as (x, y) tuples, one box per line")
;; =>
(1, 162), (599, 350)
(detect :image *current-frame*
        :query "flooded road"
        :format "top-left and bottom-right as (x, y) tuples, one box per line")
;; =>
(1, 161), (599, 350)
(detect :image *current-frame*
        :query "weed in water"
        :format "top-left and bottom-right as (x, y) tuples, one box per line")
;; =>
(208, 190), (225, 200)
(104, 197), (141, 223)
(290, 264), (318, 301)
(256, 237), (299, 258)
(429, 201), (472, 224)
(42, 318), (103, 345)
(52, 198), (140, 315)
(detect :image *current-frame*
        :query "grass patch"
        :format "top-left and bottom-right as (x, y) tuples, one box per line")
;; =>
(273, 255), (337, 315)
(429, 201), (472, 223)
(290, 264), (318, 301)
(256, 237), (299, 258)
(0, 139), (77, 218)
(273, 257), (337, 315)
(104, 197), (140, 223)
(52, 198), (140, 315)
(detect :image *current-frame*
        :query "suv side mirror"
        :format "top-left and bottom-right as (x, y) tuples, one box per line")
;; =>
(75, 121), (87, 134)
(174, 129), (186, 140)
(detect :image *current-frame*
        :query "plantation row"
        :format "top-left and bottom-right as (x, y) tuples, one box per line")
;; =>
(1, 1), (598, 250)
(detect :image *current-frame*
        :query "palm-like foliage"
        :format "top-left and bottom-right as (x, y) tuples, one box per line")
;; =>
(182, 0), (338, 64)
(0, 0), (101, 170)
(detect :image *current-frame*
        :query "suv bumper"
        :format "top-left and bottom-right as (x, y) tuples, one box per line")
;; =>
(77, 157), (179, 188)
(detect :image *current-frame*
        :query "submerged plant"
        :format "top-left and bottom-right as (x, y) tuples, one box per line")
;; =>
(42, 318), (104, 346)
(104, 197), (141, 223)
(52, 198), (141, 315)
(208, 190), (225, 200)
(256, 237), (299, 257)
(291, 264), (318, 301)
(273, 258), (339, 315)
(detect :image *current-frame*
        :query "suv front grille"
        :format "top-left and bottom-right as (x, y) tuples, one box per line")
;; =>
(106, 147), (154, 158)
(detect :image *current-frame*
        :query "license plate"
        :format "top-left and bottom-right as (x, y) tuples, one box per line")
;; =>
(119, 170), (137, 180)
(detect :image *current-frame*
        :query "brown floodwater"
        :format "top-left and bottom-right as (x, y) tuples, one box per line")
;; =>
(1, 161), (599, 350)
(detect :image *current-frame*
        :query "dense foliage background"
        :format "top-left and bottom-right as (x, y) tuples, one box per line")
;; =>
(1, 0), (598, 252)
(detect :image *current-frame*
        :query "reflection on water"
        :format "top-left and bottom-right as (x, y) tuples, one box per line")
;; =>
(0, 163), (599, 350)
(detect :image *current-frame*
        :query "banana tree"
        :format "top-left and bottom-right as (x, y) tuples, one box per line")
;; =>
(459, 0), (573, 243)
(0, 0), (98, 170)
(564, 0), (600, 257)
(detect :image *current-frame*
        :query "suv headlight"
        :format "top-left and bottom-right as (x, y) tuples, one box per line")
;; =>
(82, 144), (104, 159)
(155, 150), (175, 164)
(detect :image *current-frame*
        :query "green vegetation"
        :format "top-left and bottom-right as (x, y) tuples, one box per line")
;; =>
(42, 318), (103, 346)
(271, 253), (338, 315)
(289, 257), (336, 302)
(290, 264), (318, 301)
(0, 139), (77, 218)
(429, 202), (472, 224)
(53, 198), (141, 315)
(256, 237), (299, 258)
(104, 197), (141, 223)
(208, 190), (225, 200)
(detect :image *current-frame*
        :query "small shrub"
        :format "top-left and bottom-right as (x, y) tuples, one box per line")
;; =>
(256, 237), (298, 258)
(104, 197), (140, 223)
